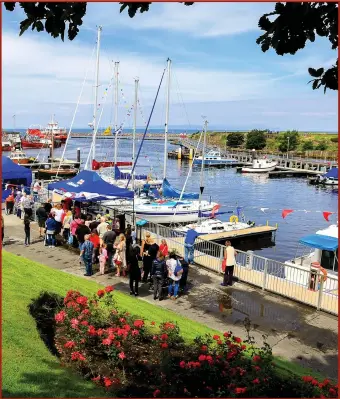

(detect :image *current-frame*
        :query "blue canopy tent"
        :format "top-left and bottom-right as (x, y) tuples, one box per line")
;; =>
(48, 170), (134, 199)
(2, 156), (32, 188)
(299, 234), (338, 252)
(162, 178), (199, 200)
(323, 167), (338, 179)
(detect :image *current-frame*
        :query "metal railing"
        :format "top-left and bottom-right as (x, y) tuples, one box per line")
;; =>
(135, 218), (338, 315)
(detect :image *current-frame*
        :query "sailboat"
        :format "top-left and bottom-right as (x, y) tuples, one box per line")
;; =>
(131, 60), (218, 224)
(89, 39), (132, 170)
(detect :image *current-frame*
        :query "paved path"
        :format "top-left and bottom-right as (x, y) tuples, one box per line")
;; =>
(2, 213), (338, 380)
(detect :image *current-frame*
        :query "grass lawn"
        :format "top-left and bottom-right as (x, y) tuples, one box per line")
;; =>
(2, 251), (328, 397)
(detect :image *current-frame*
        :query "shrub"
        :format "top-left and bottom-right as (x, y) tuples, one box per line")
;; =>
(302, 140), (314, 151)
(32, 289), (338, 398)
(330, 137), (338, 143)
(245, 130), (267, 150)
(277, 130), (299, 152)
(315, 141), (328, 151)
(227, 132), (245, 148)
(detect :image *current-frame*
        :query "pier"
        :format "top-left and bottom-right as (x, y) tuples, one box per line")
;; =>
(174, 137), (337, 173)
(198, 225), (277, 243)
(70, 132), (181, 141)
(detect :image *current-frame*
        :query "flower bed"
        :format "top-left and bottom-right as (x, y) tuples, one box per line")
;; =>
(51, 287), (337, 398)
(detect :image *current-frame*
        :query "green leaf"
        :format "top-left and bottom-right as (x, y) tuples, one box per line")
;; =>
(19, 18), (32, 36)
(4, 2), (16, 11)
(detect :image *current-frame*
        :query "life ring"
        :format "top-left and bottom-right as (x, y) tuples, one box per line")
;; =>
(230, 215), (239, 223)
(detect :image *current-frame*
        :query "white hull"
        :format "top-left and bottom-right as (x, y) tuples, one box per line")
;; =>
(135, 201), (218, 224)
(176, 220), (253, 234)
(242, 165), (277, 173)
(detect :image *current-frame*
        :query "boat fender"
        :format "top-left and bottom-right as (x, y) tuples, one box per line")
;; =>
(319, 267), (328, 282)
(229, 215), (238, 223)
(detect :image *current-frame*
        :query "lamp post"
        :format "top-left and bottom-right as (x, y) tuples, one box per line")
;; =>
(287, 136), (290, 160)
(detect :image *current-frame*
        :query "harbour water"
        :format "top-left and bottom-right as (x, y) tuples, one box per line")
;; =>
(20, 136), (338, 262)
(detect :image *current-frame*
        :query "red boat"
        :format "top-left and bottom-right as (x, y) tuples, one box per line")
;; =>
(21, 138), (49, 149)
(26, 115), (68, 143)
(92, 159), (133, 170)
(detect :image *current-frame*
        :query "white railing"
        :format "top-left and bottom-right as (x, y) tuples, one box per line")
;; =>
(135, 218), (338, 316)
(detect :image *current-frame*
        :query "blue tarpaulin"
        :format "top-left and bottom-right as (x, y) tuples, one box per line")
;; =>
(2, 189), (12, 202)
(2, 156), (32, 187)
(48, 170), (134, 199)
(323, 168), (338, 179)
(299, 234), (338, 251)
(162, 178), (199, 200)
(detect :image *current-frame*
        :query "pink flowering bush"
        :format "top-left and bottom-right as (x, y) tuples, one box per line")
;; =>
(39, 288), (337, 398)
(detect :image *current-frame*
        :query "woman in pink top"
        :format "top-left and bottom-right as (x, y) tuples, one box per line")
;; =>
(70, 217), (82, 248)
(159, 239), (169, 257)
(99, 243), (108, 275)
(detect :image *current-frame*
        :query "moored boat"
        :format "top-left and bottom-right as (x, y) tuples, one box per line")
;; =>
(9, 149), (31, 165)
(284, 223), (338, 291)
(241, 158), (277, 173)
(308, 168), (338, 186)
(193, 150), (238, 167)
(175, 217), (255, 235)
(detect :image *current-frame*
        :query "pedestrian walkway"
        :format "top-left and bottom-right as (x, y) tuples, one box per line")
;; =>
(2, 212), (338, 380)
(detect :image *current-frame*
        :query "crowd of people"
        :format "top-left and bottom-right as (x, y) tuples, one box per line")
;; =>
(3, 183), (238, 294)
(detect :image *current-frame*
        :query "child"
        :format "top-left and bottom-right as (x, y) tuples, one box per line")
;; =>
(151, 251), (167, 301)
(159, 239), (169, 257)
(99, 243), (108, 275)
(24, 213), (31, 246)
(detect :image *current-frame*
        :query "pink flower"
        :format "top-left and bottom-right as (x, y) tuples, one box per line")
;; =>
(76, 296), (88, 306)
(223, 331), (231, 338)
(92, 376), (101, 382)
(252, 355), (261, 362)
(118, 352), (126, 360)
(234, 337), (242, 343)
(213, 334), (220, 340)
(71, 351), (86, 361)
(105, 285), (114, 293)
(102, 338), (112, 345)
(55, 310), (66, 323)
(64, 341), (75, 349)
(160, 333), (168, 341)
(198, 354), (206, 361)
(131, 329), (139, 336)
(88, 325), (97, 336)
(179, 361), (186, 368)
(160, 343), (168, 349)
(235, 387), (247, 394)
(134, 319), (144, 328)
(97, 289), (105, 298)
(153, 389), (161, 397)
(80, 320), (89, 326)
(201, 345), (208, 351)
(151, 321), (156, 326)
(103, 377), (112, 387)
(252, 378), (260, 384)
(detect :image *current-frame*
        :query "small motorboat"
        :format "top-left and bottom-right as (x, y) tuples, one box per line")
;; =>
(241, 158), (277, 173)
(193, 150), (238, 167)
(175, 217), (255, 235)
(309, 168), (338, 186)
(9, 149), (31, 165)
(2, 140), (12, 152)
(284, 223), (338, 292)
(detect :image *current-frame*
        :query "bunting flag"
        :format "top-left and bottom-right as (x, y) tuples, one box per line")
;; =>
(323, 211), (334, 222)
(282, 209), (294, 219)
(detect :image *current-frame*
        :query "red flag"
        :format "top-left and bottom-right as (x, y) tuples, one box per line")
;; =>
(282, 209), (294, 219)
(323, 211), (333, 222)
(211, 204), (221, 218)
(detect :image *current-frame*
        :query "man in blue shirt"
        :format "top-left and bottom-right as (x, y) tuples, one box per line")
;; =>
(79, 234), (94, 276)
(184, 229), (199, 264)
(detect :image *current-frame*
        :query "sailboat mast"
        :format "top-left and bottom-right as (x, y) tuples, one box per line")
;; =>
(132, 77), (139, 189)
(163, 58), (171, 180)
(114, 61), (120, 166)
(198, 119), (208, 219)
(92, 26), (102, 165)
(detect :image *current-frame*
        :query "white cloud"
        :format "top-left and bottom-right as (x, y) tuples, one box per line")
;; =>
(3, 31), (276, 128)
(86, 2), (273, 38)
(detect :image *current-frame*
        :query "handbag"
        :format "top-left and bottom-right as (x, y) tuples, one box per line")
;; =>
(222, 259), (227, 272)
(113, 252), (122, 266)
(174, 260), (183, 277)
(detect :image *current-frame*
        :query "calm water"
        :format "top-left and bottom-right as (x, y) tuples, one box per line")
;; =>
(23, 137), (338, 262)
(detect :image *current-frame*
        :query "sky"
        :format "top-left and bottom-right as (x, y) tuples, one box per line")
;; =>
(2, 2), (338, 131)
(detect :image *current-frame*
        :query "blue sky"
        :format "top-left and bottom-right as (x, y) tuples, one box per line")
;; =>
(2, 2), (338, 131)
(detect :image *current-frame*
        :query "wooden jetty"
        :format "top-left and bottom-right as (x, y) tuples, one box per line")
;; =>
(198, 225), (277, 243)
(268, 169), (320, 178)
